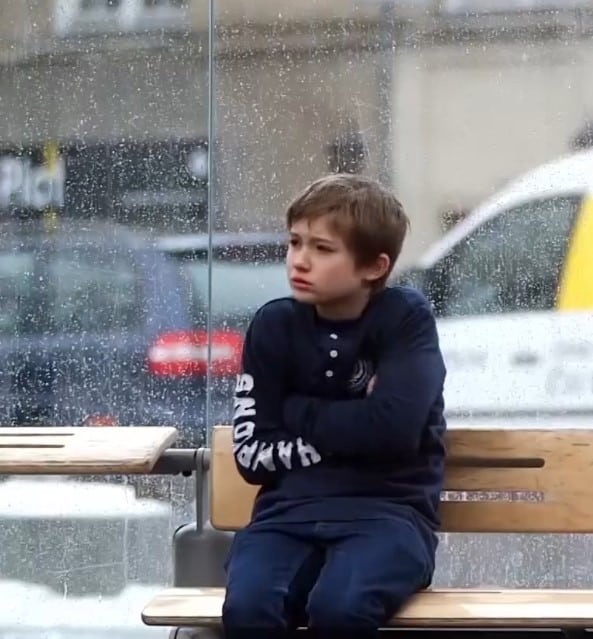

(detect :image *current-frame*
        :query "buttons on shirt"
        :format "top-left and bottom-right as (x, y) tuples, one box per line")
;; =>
(324, 335), (339, 380)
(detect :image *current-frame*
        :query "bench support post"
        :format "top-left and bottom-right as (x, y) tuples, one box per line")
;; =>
(172, 448), (234, 588)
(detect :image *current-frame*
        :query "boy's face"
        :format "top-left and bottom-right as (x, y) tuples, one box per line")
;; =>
(287, 215), (389, 320)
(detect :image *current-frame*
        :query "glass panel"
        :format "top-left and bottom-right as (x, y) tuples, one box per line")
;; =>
(0, 0), (208, 634)
(3, 0), (593, 631)
(210, 0), (593, 599)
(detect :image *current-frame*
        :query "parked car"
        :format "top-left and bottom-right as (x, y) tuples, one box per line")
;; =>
(156, 230), (290, 426)
(0, 218), (289, 446)
(394, 147), (593, 424)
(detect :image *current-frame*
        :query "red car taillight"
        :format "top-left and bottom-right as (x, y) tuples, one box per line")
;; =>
(147, 330), (243, 377)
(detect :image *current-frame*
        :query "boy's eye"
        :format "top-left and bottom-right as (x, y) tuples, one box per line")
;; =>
(288, 238), (299, 247)
(316, 244), (333, 252)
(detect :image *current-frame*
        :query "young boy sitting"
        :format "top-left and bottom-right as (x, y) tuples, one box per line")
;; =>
(223, 173), (447, 638)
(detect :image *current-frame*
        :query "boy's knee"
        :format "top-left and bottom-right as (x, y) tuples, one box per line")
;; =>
(222, 583), (284, 628)
(307, 585), (386, 629)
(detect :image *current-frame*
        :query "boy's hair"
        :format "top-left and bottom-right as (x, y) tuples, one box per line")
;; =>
(286, 173), (410, 288)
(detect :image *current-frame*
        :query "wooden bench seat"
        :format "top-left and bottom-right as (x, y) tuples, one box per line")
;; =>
(142, 425), (593, 631)
(142, 587), (593, 628)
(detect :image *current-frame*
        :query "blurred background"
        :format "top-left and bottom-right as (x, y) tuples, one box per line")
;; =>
(3, 1), (593, 637)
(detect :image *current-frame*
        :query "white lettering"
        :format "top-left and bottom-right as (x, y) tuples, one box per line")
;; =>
(233, 421), (255, 445)
(235, 373), (254, 394)
(236, 441), (258, 469)
(252, 442), (276, 471)
(233, 397), (255, 420)
(296, 438), (322, 466)
(231, 367), (324, 474)
(235, 436), (322, 473)
(277, 440), (293, 469)
(0, 156), (64, 210)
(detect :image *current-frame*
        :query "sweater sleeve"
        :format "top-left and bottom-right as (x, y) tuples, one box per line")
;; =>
(282, 299), (446, 459)
(232, 303), (323, 485)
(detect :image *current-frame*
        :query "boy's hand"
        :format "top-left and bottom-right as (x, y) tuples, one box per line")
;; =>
(366, 375), (377, 396)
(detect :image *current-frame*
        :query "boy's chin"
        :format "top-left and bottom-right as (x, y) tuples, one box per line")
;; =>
(291, 289), (319, 304)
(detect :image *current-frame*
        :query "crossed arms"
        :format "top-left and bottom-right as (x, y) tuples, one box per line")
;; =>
(232, 300), (445, 485)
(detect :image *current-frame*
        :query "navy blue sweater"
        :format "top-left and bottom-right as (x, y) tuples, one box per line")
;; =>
(232, 285), (447, 539)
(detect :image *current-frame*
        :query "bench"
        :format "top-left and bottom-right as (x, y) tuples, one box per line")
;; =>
(0, 425), (202, 505)
(0, 426), (179, 474)
(142, 424), (593, 634)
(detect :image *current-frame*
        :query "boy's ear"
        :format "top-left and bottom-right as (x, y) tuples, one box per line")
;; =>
(363, 252), (391, 284)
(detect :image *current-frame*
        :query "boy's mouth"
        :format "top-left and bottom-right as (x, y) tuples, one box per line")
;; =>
(290, 277), (313, 290)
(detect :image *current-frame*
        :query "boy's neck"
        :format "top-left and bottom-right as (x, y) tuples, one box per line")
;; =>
(315, 288), (376, 322)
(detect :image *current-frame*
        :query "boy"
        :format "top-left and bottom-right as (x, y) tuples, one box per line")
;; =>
(223, 173), (446, 638)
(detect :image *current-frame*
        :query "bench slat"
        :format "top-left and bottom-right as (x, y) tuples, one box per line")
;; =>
(141, 588), (593, 628)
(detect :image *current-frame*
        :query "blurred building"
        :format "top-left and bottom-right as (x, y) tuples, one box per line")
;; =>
(2, 1), (593, 264)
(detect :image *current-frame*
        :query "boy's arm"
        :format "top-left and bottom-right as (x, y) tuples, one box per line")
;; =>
(283, 299), (445, 459)
(232, 304), (323, 485)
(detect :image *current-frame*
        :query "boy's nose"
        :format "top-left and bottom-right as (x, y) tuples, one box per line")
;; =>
(292, 251), (311, 270)
(295, 259), (311, 272)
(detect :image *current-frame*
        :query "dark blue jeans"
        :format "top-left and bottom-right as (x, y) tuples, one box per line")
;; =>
(222, 517), (434, 639)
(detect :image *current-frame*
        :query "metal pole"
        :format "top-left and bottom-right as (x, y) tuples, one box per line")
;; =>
(377, 2), (397, 188)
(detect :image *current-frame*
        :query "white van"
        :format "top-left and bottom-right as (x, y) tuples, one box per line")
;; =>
(400, 148), (593, 427)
